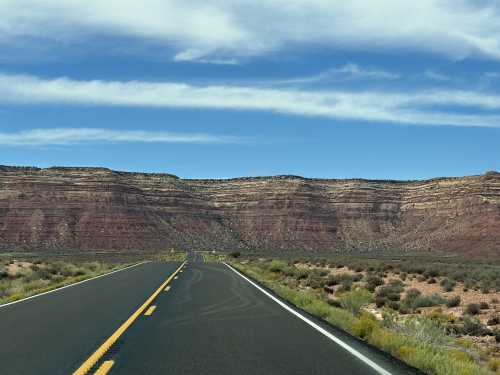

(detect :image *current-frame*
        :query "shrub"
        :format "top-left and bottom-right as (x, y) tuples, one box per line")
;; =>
(269, 260), (287, 273)
(423, 268), (439, 278)
(377, 282), (403, 302)
(338, 279), (353, 292)
(351, 312), (379, 338)
(446, 296), (461, 308)
(375, 296), (386, 308)
(427, 278), (437, 284)
(479, 301), (489, 310)
(327, 299), (342, 308)
(465, 303), (481, 315)
(461, 316), (491, 336)
(339, 288), (373, 316)
(295, 269), (309, 280)
(440, 278), (456, 292)
(229, 251), (241, 258)
(282, 266), (297, 277)
(487, 316), (499, 326)
(318, 269), (329, 277)
(480, 282), (492, 294)
(388, 301), (400, 311)
(406, 293), (446, 310)
(352, 273), (363, 282)
(493, 330), (500, 343)
(326, 275), (339, 286)
(304, 275), (324, 289)
(489, 358), (500, 372)
(365, 274), (384, 292)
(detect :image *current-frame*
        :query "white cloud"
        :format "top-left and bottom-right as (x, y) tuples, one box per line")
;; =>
(173, 49), (239, 65)
(424, 70), (453, 81)
(273, 64), (400, 85)
(1, 1), (500, 61)
(0, 128), (240, 146)
(483, 72), (500, 79)
(1, 73), (500, 127)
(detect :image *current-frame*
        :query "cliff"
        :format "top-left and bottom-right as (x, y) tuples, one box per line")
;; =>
(0, 166), (498, 256)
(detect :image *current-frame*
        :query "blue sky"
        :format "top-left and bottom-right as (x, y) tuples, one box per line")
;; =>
(0, 1), (499, 179)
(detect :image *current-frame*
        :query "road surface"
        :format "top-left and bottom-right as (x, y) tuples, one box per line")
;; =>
(0, 254), (419, 375)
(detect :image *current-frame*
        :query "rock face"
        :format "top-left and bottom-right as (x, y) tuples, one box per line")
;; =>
(0, 166), (499, 256)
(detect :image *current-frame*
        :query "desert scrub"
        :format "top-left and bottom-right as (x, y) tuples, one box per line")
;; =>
(338, 288), (373, 315)
(231, 259), (493, 375)
(0, 259), (128, 305)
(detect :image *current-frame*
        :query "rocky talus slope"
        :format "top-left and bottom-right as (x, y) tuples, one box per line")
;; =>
(0, 166), (498, 256)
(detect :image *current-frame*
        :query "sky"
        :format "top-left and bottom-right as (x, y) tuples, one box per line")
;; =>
(0, 0), (499, 180)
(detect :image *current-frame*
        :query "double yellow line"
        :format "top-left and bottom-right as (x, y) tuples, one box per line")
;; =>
(73, 261), (186, 375)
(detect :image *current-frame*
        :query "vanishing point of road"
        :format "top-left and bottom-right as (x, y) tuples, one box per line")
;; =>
(0, 253), (420, 375)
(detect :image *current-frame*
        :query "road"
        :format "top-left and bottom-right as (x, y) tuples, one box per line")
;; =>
(0, 254), (419, 375)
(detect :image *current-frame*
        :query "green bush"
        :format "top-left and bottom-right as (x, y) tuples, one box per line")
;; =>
(440, 278), (456, 292)
(460, 316), (491, 336)
(269, 260), (287, 273)
(365, 274), (384, 292)
(304, 274), (324, 289)
(404, 291), (446, 310)
(351, 312), (379, 338)
(339, 288), (372, 315)
(377, 281), (404, 302)
(375, 296), (386, 307)
(465, 303), (480, 315)
(338, 279), (353, 292)
(294, 269), (309, 280)
(446, 296), (461, 308)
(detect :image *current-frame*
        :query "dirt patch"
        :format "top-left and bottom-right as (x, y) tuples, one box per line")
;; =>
(6, 261), (34, 276)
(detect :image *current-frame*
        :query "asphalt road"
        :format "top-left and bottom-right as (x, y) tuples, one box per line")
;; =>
(0, 261), (180, 375)
(0, 255), (419, 375)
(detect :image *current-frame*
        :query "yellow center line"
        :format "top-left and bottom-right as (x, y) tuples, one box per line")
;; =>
(94, 361), (114, 375)
(144, 305), (156, 316)
(72, 261), (186, 375)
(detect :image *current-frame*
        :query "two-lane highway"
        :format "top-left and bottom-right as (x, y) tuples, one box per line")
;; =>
(0, 257), (419, 375)
(0, 262), (180, 375)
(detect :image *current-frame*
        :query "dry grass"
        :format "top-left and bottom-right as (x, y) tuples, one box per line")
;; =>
(0, 258), (129, 305)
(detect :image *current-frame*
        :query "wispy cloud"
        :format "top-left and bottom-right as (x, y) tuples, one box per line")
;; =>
(483, 72), (500, 79)
(273, 64), (400, 85)
(1, 1), (500, 61)
(0, 128), (241, 146)
(424, 70), (453, 82)
(1, 73), (500, 127)
(173, 49), (239, 65)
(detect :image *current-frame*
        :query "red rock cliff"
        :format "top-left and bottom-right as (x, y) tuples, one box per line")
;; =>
(0, 166), (498, 256)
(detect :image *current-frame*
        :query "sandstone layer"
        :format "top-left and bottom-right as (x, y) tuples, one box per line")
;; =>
(0, 166), (498, 256)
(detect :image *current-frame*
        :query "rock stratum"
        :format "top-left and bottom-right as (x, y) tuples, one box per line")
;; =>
(0, 166), (498, 256)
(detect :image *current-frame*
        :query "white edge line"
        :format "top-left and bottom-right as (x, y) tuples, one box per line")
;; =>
(0, 261), (151, 309)
(224, 262), (392, 375)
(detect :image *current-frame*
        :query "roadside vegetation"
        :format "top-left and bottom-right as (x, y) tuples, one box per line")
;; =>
(0, 256), (130, 305)
(200, 250), (228, 262)
(231, 256), (500, 375)
(151, 250), (187, 262)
